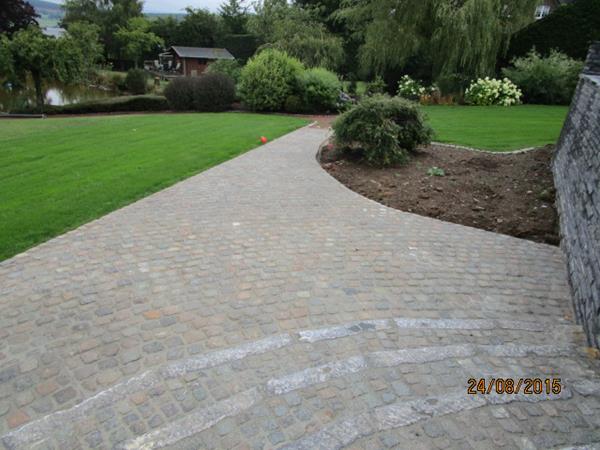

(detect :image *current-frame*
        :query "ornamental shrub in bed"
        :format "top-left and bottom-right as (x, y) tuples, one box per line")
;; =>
(464, 77), (522, 106)
(397, 75), (428, 101)
(297, 68), (341, 113)
(502, 50), (583, 105)
(192, 73), (235, 112)
(333, 95), (432, 166)
(239, 49), (304, 111)
(164, 77), (196, 110)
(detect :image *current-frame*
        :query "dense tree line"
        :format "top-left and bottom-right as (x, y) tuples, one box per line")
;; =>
(1, 0), (544, 107)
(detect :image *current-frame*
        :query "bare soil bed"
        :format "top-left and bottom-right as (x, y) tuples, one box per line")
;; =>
(320, 144), (559, 245)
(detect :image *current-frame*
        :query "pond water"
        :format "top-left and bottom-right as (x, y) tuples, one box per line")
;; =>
(0, 82), (116, 112)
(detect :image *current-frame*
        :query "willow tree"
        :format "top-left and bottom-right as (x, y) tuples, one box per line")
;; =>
(337, 0), (538, 80)
(250, 1), (345, 70)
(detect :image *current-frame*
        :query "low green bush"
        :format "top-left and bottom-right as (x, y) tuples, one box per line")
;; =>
(239, 49), (304, 111)
(125, 69), (148, 95)
(164, 75), (235, 112)
(297, 68), (341, 113)
(192, 73), (235, 112)
(163, 77), (195, 111)
(502, 50), (583, 105)
(397, 75), (428, 101)
(365, 76), (387, 96)
(464, 77), (522, 106)
(13, 95), (169, 115)
(333, 95), (432, 166)
(205, 59), (243, 84)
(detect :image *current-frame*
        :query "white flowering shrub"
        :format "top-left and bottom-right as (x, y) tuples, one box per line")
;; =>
(397, 75), (429, 100)
(464, 77), (522, 106)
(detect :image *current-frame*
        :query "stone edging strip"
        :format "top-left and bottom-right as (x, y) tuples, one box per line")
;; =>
(123, 388), (261, 450)
(0, 316), (578, 449)
(266, 344), (573, 395)
(281, 387), (573, 450)
(122, 342), (583, 450)
(432, 141), (538, 155)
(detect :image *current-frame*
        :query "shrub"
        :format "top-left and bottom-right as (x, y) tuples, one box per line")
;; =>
(333, 95), (432, 166)
(297, 67), (341, 113)
(125, 69), (148, 95)
(365, 76), (386, 96)
(397, 75), (428, 101)
(205, 59), (242, 84)
(464, 77), (522, 106)
(164, 77), (196, 111)
(193, 73), (235, 111)
(502, 50), (583, 105)
(164, 74), (235, 112)
(239, 49), (304, 111)
(284, 95), (305, 113)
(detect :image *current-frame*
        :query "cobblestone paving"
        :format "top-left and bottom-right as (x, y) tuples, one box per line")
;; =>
(1, 126), (599, 450)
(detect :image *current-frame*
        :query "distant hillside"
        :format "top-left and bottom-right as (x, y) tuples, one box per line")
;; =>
(146, 13), (186, 20)
(30, 0), (63, 19)
(28, 1), (184, 27)
(29, 0), (62, 27)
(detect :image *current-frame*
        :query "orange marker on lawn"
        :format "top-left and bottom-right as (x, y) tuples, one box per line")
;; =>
(260, 136), (268, 144)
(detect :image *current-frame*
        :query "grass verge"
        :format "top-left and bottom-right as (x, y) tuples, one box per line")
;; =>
(0, 112), (308, 260)
(421, 105), (569, 151)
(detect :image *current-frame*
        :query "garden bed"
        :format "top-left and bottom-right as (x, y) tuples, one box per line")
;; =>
(320, 144), (559, 245)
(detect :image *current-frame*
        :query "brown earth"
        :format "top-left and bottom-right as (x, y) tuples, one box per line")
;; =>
(320, 144), (559, 245)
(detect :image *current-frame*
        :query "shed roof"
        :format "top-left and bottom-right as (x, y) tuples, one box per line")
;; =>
(168, 46), (235, 60)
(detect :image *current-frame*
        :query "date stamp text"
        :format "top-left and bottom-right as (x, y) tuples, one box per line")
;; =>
(467, 378), (562, 395)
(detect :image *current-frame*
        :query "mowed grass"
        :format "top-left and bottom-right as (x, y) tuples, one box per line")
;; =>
(0, 113), (308, 260)
(422, 105), (569, 151)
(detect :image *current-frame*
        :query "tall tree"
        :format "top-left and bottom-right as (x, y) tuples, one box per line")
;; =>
(0, 26), (87, 111)
(338, 0), (538, 80)
(115, 17), (163, 67)
(249, 0), (344, 70)
(62, 0), (144, 59)
(175, 8), (224, 47)
(219, 0), (249, 34)
(0, 0), (39, 35)
(149, 16), (180, 48)
(65, 21), (104, 78)
(247, 0), (288, 42)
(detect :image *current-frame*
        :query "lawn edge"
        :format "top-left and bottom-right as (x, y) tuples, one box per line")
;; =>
(0, 118), (310, 264)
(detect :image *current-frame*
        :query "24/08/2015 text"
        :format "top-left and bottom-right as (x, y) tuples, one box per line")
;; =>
(467, 378), (562, 395)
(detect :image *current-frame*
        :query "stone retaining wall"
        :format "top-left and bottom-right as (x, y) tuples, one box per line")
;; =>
(553, 42), (600, 349)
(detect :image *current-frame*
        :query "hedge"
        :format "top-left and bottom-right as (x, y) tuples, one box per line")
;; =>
(12, 95), (169, 115)
(507, 0), (600, 61)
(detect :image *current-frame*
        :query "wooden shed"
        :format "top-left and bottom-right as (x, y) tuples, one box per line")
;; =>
(159, 46), (235, 77)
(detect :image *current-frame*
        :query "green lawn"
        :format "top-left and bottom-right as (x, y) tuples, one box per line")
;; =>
(0, 113), (308, 261)
(422, 105), (569, 151)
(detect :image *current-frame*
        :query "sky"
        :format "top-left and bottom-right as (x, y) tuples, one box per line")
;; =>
(45, 0), (225, 14)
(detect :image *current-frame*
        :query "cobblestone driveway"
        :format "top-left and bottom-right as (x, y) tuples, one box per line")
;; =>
(1, 126), (599, 450)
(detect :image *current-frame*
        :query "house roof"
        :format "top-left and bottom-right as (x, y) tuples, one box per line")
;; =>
(168, 46), (235, 60)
